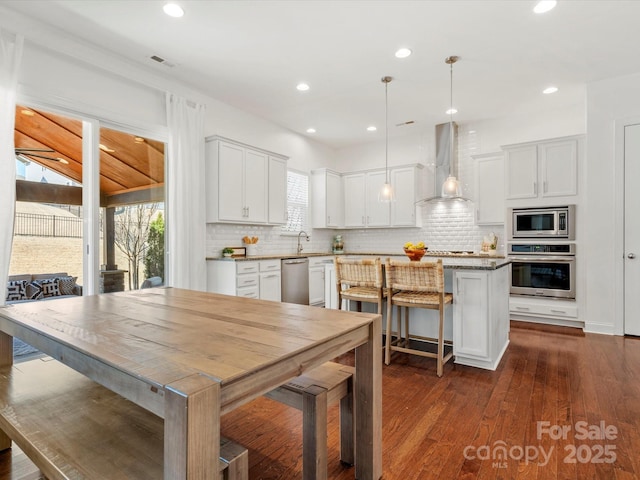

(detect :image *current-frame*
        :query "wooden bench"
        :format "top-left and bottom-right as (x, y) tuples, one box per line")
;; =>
(265, 361), (355, 480)
(0, 358), (248, 480)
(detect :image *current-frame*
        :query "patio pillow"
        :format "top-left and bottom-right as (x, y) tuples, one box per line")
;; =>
(31, 278), (61, 299)
(6, 280), (28, 301)
(57, 275), (78, 296)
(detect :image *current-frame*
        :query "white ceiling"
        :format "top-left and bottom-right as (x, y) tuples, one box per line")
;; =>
(5, 0), (640, 149)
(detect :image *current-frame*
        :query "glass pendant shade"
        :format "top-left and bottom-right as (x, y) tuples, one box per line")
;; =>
(441, 175), (461, 198)
(378, 181), (395, 202)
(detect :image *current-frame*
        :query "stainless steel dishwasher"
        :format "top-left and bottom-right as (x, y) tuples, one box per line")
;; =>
(281, 257), (309, 305)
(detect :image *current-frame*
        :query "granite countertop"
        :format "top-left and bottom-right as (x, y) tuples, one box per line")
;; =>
(206, 251), (511, 270)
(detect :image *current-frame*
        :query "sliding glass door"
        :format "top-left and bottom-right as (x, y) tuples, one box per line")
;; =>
(11, 104), (166, 297)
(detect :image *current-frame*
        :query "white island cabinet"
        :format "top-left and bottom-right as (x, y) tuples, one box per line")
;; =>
(453, 266), (510, 370)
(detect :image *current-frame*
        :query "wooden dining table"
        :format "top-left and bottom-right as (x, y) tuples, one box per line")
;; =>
(0, 287), (382, 479)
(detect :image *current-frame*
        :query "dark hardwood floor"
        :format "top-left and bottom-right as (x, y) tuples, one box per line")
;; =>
(2, 321), (639, 479)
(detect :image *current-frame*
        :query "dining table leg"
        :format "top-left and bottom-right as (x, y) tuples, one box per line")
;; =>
(165, 374), (222, 480)
(354, 315), (382, 480)
(0, 331), (12, 451)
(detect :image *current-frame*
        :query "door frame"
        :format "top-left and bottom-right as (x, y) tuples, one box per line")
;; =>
(16, 92), (168, 294)
(614, 116), (640, 335)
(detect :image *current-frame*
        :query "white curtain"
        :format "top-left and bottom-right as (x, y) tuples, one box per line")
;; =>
(0, 30), (23, 307)
(166, 93), (206, 290)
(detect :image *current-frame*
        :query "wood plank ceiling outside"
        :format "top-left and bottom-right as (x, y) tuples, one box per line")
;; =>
(14, 106), (165, 197)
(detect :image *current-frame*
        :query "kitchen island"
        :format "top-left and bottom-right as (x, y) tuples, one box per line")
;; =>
(325, 253), (512, 371)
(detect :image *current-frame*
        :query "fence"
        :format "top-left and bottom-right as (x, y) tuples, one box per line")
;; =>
(14, 212), (83, 238)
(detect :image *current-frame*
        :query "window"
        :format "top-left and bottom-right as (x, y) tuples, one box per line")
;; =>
(282, 170), (308, 233)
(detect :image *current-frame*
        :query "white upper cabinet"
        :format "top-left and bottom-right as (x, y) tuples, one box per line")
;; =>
(390, 166), (420, 227)
(206, 137), (287, 225)
(474, 152), (505, 225)
(365, 170), (391, 227)
(310, 169), (343, 228)
(504, 145), (538, 200)
(268, 156), (287, 225)
(539, 139), (578, 197)
(341, 166), (420, 229)
(504, 136), (581, 201)
(343, 172), (367, 227)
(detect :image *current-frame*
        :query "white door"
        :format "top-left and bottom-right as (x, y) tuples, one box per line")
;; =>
(625, 124), (640, 335)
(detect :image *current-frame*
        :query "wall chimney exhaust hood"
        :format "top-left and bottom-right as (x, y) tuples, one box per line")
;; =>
(416, 122), (471, 204)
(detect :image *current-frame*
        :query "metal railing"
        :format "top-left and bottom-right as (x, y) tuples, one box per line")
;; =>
(14, 212), (83, 238)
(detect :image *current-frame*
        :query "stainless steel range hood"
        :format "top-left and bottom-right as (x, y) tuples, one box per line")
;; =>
(416, 122), (470, 204)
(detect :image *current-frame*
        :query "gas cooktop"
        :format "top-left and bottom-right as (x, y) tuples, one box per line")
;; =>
(427, 250), (475, 256)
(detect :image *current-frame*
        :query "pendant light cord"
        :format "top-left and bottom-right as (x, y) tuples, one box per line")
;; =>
(385, 79), (389, 183)
(449, 59), (454, 177)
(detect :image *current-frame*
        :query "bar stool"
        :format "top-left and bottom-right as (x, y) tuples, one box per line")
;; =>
(334, 257), (384, 314)
(384, 258), (453, 377)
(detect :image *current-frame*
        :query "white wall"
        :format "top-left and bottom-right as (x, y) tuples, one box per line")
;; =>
(585, 72), (640, 334)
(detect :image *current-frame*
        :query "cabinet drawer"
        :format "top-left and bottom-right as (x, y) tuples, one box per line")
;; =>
(308, 256), (335, 268)
(236, 262), (259, 274)
(260, 259), (281, 272)
(510, 300), (578, 318)
(236, 286), (259, 299)
(236, 274), (259, 288)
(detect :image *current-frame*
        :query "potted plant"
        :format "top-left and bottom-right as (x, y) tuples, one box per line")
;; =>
(222, 247), (234, 258)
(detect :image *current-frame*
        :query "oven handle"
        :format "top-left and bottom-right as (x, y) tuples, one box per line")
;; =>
(509, 256), (575, 262)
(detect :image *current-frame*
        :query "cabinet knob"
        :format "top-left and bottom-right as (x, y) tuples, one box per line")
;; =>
(629, 253), (637, 259)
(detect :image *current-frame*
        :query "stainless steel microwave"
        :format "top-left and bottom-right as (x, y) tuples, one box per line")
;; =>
(508, 205), (575, 240)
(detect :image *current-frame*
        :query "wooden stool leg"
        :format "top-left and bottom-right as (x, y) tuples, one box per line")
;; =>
(303, 385), (328, 480)
(385, 297), (393, 365)
(339, 378), (354, 466)
(437, 305), (444, 377)
(404, 307), (410, 348)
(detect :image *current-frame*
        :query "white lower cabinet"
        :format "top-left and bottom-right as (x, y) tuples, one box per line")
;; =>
(259, 259), (281, 302)
(453, 267), (510, 370)
(308, 256), (334, 306)
(207, 259), (281, 301)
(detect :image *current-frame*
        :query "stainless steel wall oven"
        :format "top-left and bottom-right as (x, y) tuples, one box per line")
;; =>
(508, 243), (576, 299)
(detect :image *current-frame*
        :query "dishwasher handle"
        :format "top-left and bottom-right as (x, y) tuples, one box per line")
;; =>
(283, 259), (308, 264)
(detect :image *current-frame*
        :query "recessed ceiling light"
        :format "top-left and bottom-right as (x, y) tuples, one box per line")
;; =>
(446, 108), (458, 115)
(134, 137), (145, 143)
(533, 0), (557, 14)
(395, 48), (412, 59)
(58, 158), (69, 165)
(543, 86), (558, 94)
(21, 109), (35, 116)
(297, 83), (310, 91)
(367, 126), (377, 132)
(163, 3), (184, 17)
(306, 128), (316, 133)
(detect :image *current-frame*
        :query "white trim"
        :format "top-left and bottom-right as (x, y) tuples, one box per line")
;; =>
(615, 116), (640, 336)
(82, 119), (100, 296)
(17, 91), (169, 143)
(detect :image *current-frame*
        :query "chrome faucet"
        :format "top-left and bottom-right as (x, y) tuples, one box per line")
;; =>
(297, 231), (310, 254)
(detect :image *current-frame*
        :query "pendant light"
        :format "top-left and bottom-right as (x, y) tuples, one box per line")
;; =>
(441, 55), (462, 198)
(378, 76), (395, 202)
